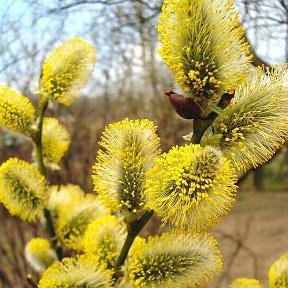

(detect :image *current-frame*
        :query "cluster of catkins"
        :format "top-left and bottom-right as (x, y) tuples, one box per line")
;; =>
(0, 0), (287, 287)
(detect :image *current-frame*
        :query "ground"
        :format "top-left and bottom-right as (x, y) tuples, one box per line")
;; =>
(0, 190), (287, 287)
(208, 191), (288, 288)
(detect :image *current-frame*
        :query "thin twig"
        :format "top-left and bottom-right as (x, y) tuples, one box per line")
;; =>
(32, 97), (62, 259)
(114, 210), (154, 278)
(26, 274), (37, 288)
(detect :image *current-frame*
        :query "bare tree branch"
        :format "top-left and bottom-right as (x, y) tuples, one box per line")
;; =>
(48, 0), (161, 14)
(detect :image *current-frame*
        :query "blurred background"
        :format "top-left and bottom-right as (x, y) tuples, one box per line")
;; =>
(0, 0), (288, 287)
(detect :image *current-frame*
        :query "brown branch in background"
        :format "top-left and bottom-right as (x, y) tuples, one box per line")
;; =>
(32, 98), (62, 259)
(214, 217), (259, 286)
(26, 274), (37, 288)
(48, 0), (161, 14)
(0, 205), (42, 288)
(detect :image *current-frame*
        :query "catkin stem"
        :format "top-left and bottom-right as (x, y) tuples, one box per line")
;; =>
(191, 116), (217, 144)
(33, 97), (62, 260)
(190, 92), (232, 144)
(34, 99), (47, 175)
(114, 210), (154, 277)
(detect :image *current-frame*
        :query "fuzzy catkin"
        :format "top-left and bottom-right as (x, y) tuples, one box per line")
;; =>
(157, 0), (251, 108)
(92, 119), (160, 219)
(40, 38), (96, 106)
(212, 66), (288, 171)
(145, 144), (237, 231)
(0, 158), (47, 222)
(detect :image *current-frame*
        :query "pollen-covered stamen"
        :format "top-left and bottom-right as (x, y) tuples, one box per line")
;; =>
(166, 149), (221, 210)
(145, 144), (237, 231)
(83, 215), (126, 269)
(118, 135), (146, 213)
(25, 238), (57, 273)
(194, 148), (221, 179)
(126, 232), (223, 288)
(230, 278), (263, 288)
(212, 66), (288, 171)
(56, 194), (108, 251)
(0, 158), (47, 222)
(41, 117), (70, 166)
(275, 274), (288, 287)
(40, 38), (96, 106)
(186, 60), (222, 104)
(92, 119), (160, 219)
(38, 255), (114, 288)
(4, 174), (42, 208)
(0, 86), (35, 134)
(130, 253), (200, 285)
(60, 210), (92, 240)
(169, 173), (214, 208)
(157, 0), (251, 107)
(269, 252), (288, 288)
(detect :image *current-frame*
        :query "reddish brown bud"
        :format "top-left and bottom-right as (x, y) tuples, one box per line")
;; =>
(219, 92), (234, 108)
(165, 91), (204, 119)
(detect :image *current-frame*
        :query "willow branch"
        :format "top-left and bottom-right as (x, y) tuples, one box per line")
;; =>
(34, 99), (48, 175)
(190, 115), (218, 144)
(32, 97), (62, 259)
(190, 92), (233, 144)
(114, 210), (154, 277)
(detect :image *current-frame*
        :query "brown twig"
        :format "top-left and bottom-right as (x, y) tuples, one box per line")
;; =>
(213, 217), (259, 286)
(26, 274), (37, 288)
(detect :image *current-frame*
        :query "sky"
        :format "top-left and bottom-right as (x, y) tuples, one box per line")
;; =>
(2, 0), (285, 61)
(0, 0), (103, 92)
(1, 0), (288, 93)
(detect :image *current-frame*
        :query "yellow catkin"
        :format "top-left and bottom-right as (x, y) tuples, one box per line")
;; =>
(157, 0), (251, 108)
(24, 238), (57, 272)
(126, 231), (223, 288)
(38, 255), (113, 288)
(212, 66), (288, 172)
(145, 144), (237, 231)
(269, 252), (288, 288)
(92, 118), (160, 219)
(40, 38), (96, 106)
(47, 184), (85, 227)
(229, 278), (263, 288)
(0, 158), (47, 222)
(83, 215), (126, 269)
(47, 184), (84, 212)
(41, 117), (70, 165)
(55, 194), (109, 251)
(0, 86), (35, 134)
